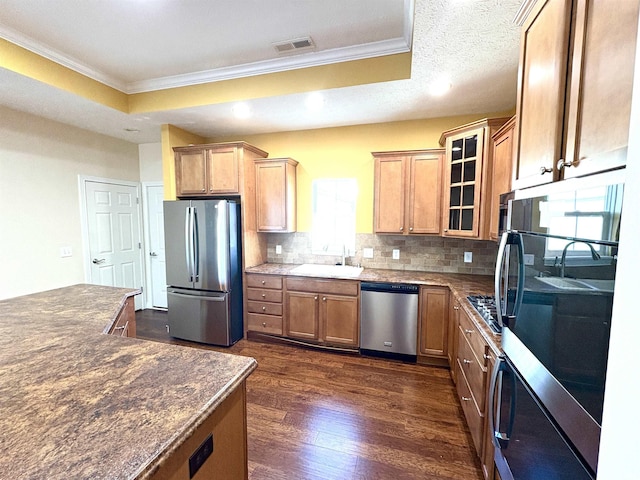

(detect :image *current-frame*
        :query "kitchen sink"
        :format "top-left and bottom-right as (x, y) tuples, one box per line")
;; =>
(536, 276), (598, 291)
(289, 264), (364, 278)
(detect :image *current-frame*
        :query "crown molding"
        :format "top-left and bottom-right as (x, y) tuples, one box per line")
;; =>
(513, 0), (538, 26)
(0, 0), (414, 95)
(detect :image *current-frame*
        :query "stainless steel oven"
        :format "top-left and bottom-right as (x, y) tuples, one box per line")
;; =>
(490, 175), (624, 478)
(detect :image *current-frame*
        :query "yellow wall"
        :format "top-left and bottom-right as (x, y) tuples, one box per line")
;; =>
(161, 124), (206, 199)
(205, 111), (513, 233)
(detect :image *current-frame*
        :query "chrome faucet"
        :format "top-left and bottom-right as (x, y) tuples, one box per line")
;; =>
(559, 241), (601, 278)
(341, 245), (347, 266)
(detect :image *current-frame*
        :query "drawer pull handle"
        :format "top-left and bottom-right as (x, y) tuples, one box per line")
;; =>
(462, 396), (471, 402)
(464, 329), (474, 335)
(453, 305), (460, 310)
(114, 325), (126, 332)
(463, 358), (471, 365)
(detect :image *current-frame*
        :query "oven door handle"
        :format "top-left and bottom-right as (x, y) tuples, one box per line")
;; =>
(489, 356), (516, 450)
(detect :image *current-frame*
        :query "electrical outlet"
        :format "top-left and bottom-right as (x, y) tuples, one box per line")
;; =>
(60, 246), (72, 258)
(392, 249), (400, 260)
(524, 254), (535, 265)
(275, 245), (282, 255)
(363, 248), (374, 259)
(464, 251), (472, 263)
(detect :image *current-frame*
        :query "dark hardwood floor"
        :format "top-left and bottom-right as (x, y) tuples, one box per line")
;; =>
(135, 309), (483, 480)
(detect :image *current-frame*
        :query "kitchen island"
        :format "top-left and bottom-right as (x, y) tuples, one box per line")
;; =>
(0, 284), (257, 480)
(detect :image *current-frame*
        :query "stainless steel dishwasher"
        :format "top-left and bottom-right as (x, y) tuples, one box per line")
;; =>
(360, 282), (419, 362)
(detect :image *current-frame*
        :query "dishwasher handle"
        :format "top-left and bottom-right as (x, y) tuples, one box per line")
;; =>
(360, 282), (419, 294)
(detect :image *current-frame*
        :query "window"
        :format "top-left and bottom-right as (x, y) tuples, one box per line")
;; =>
(311, 178), (357, 256)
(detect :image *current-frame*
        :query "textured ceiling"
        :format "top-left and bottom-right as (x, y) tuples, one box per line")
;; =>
(0, 0), (523, 144)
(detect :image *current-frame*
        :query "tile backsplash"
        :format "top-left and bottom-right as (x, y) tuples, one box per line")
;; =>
(265, 233), (498, 276)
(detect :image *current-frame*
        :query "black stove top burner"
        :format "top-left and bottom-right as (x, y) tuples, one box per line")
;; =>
(467, 295), (502, 333)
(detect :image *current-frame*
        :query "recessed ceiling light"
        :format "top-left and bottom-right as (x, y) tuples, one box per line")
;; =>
(429, 78), (452, 97)
(232, 102), (251, 119)
(305, 92), (324, 111)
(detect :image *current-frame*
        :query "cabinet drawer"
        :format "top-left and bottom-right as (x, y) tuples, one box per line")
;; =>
(285, 277), (359, 296)
(246, 274), (283, 290)
(247, 301), (283, 316)
(456, 359), (484, 456)
(457, 328), (488, 412)
(459, 308), (489, 367)
(247, 313), (283, 335)
(247, 288), (282, 303)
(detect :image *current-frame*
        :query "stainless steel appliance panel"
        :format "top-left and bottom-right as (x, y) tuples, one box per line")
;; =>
(167, 288), (231, 345)
(360, 283), (419, 357)
(163, 200), (193, 289)
(192, 200), (230, 292)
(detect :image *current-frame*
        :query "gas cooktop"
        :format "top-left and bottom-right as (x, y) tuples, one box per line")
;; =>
(467, 295), (501, 333)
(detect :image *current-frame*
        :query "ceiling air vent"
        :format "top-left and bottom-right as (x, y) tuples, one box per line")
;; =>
(273, 36), (315, 54)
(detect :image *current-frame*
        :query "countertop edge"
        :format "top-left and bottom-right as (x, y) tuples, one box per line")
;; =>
(134, 358), (258, 480)
(101, 287), (142, 335)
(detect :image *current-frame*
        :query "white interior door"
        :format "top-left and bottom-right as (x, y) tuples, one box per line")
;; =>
(85, 180), (143, 310)
(145, 184), (167, 308)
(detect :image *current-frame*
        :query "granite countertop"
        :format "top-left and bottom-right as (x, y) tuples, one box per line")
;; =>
(246, 263), (501, 351)
(0, 284), (257, 480)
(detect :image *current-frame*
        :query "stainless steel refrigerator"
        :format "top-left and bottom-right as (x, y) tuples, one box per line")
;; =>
(163, 199), (243, 346)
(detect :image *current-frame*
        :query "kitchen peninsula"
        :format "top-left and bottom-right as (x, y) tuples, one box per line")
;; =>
(0, 284), (256, 480)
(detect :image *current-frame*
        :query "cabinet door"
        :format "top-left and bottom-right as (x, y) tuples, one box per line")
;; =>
(285, 291), (318, 340)
(418, 287), (449, 358)
(562, 0), (639, 179)
(443, 129), (484, 237)
(514, 0), (572, 188)
(407, 152), (442, 235)
(176, 151), (207, 196)
(374, 156), (406, 234)
(255, 160), (297, 232)
(321, 294), (359, 347)
(207, 146), (239, 194)
(490, 118), (515, 240)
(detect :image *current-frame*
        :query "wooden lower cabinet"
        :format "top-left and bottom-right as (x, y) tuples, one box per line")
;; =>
(284, 277), (359, 348)
(245, 274), (284, 336)
(110, 297), (136, 337)
(149, 382), (248, 480)
(417, 287), (449, 365)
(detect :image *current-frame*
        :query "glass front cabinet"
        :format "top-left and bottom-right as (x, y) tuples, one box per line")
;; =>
(440, 118), (510, 239)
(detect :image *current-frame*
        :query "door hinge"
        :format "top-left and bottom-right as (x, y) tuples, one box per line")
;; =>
(140, 286), (144, 293)
(136, 197), (140, 205)
(138, 242), (142, 249)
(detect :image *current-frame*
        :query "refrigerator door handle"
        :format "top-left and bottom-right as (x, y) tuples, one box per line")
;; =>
(494, 231), (525, 329)
(494, 232), (509, 327)
(184, 206), (193, 282)
(193, 206), (200, 282)
(168, 291), (226, 302)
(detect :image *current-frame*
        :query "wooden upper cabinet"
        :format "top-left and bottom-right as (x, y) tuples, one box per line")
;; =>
(255, 158), (298, 233)
(514, 0), (638, 188)
(174, 142), (268, 198)
(440, 118), (509, 239)
(373, 149), (444, 235)
(489, 116), (516, 241)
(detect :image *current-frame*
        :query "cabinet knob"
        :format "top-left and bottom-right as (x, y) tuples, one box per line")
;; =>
(462, 396), (471, 402)
(262, 294), (266, 298)
(556, 158), (579, 170)
(409, 227), (413, 231)
(540, 166), (553, 175)
(262, 306), (266, 311)
(261, 280), (266, 285)
(262, 322), (266, 327)
(314, 296), (318, 301)
(463, 358), (472, 365)
(322, 297), (327, 301)
(464, 329), (474, 335)
(399, 226), (404, 232)
(453, 305), (460, 310)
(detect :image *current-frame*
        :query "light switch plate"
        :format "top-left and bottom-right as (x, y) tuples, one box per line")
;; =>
(60, 246), (72, 258)
(464, 251), (472, 263)
(363, 248), (374, 259)
(392, 249), (400, 260)
(275, 245), (282, 255)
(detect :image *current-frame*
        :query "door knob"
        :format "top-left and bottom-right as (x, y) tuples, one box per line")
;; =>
(150, 252), (158, 257)
(540, 166), (553, 175)
(92, 258), (106, 264)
